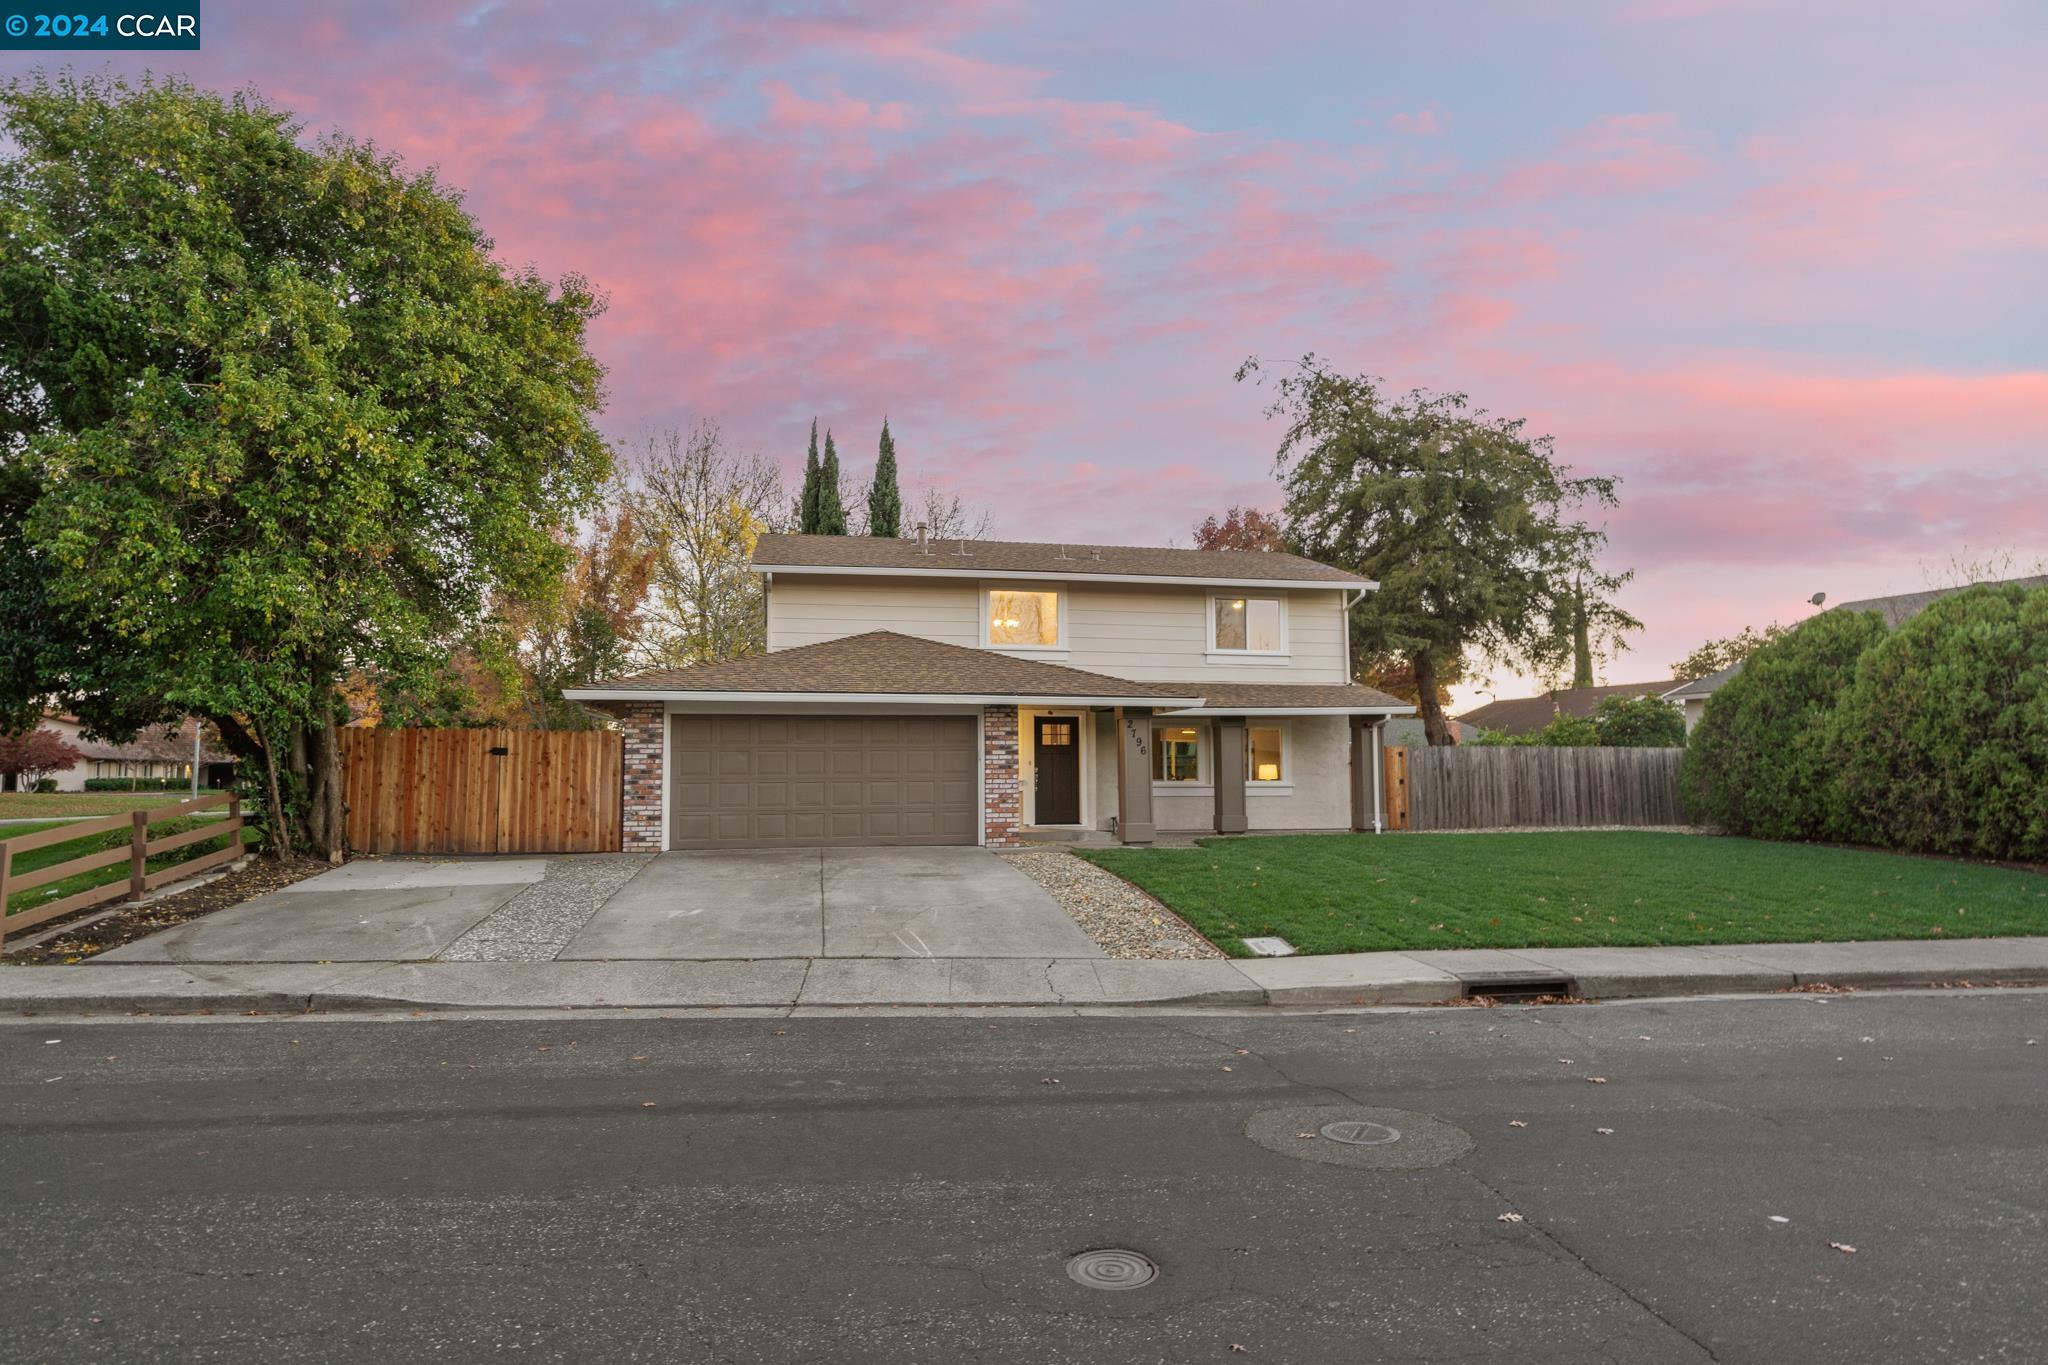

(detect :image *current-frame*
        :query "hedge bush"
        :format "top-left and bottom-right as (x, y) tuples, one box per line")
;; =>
(82, 776), (220, 792)
(1830, 584), (2048, 861)
(1679, 607), (1889, 839)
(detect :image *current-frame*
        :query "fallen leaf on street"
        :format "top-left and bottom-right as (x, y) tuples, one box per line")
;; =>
(630, 1055), (648, 1061)
(640, 1101), (657, 1109)
(1497, 1212), (1524, 1223)
(1508, 1120), (1528, 1128)
(1769, 1216), (1790, 1224)
(1220, 1066), (1234, 1072)
(1296, 1132), (1316, 1140)
(1585, 1076), (1608, 1084)
(1040, 1077), (1060, 1085)
(1829, 1241), (1856, 1254)
(1595, 1127), (1615, 1135)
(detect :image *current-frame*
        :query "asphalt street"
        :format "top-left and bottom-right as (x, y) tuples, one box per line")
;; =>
(2, 991), (2043, 1363)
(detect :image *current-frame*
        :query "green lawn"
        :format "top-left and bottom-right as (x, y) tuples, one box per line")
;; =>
(1076, 832), (2048, 957)
(0, 790), (226, 819)
(4, 817), (257, 917)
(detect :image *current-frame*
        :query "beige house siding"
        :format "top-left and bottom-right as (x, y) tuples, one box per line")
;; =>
(765, 573), (1350, 686)
(1079, 711), (1352, 834)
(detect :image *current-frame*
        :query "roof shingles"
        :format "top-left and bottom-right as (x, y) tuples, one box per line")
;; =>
(752, 533), (1370, 586)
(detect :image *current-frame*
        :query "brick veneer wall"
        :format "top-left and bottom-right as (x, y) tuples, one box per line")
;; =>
(981, 704), (1022, 848)
(598, 700), (665, 851)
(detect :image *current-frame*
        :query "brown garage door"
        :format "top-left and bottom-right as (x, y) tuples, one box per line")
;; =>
(669, 714), (978, 849)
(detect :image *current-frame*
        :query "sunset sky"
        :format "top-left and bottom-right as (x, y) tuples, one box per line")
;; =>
(8, 1), (2043, 708)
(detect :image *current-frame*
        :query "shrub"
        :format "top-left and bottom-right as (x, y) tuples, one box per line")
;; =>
(33, 777), (57, 793)
(1465, 714), (1601, 746)
(82, 776), (214, 792)
(1592, 695), (1686, 748)
(1679, 608), (1889, 838)
(1830, 584), (2048, 861)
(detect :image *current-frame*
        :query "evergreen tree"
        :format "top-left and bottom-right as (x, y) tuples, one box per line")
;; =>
(868, 419), (903, 537)
(796, 419), (821, 532)
(817, 429), (848, 535)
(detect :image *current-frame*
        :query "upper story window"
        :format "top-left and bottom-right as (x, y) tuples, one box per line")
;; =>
(1212, 595), (1285, 653)
(986, 588), (1062, 648)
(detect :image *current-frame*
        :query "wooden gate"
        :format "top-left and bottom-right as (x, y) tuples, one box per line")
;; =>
(339, 728), (623, 854)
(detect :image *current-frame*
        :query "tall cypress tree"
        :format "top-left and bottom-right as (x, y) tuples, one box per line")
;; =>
(797, 418), (821, 532)
(867, 419), (903, 537)
(817, 429), (848, 535)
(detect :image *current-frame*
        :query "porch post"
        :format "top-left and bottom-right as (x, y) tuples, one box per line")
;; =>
(1349, 715), (1370, 832)
(1213, 715), (1247, 834)
(1114, 707), (1155, 845)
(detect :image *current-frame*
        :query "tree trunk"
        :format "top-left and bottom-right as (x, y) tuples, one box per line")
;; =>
(1571, 588), (1594, 688)
(254, 715), (292, 859)
(305, 721), (345, 864)
(1413, 652), (1452, 746)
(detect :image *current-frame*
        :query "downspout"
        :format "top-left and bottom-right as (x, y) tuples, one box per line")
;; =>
(1371, 716), (1385, 834)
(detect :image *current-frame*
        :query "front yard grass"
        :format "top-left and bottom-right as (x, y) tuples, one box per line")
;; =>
(1075, 832), (2048, 957)
(0, 791), (222, 819)
(4, 817), (258, 918)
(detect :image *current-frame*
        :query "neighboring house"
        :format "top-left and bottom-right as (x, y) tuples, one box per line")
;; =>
(565, 532), (1414, 850)
(1453, 679), (1682, 739)
(36, 713), (237, 792)
(1379, 716), (1470, 747)
(1661, 664), (1741, 734)
(1829, 573), (2048, 627)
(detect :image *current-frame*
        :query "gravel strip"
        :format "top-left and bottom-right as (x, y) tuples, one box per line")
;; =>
(1001, 847), (1222, 960)
(438, 854), (654, 963)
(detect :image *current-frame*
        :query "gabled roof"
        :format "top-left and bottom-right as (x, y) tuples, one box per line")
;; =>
(751, 533), (1373, 589)
(1454, 679), (1682, 737)
(1830, 574), (2048, 628)
(42, 713), (236, 765)
(1662, 663), (1743, 701)
(565, 632), (1204, 705)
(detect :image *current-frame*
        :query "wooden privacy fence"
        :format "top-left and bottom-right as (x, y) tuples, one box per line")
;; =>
(339, 728), (623, 855)
(1383, 745), (1685, 831)
(0, 794), (244, 948)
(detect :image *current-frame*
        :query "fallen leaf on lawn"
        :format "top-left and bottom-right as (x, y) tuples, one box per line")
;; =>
(1496, 1212), (1524, 1223)
(1585, 1076), (1609, 1084)
(1829, 1241), (1856, 1254)
(1508, 1120), (1528, 1128)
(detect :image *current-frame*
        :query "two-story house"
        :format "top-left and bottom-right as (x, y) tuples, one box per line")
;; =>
(565, 531), (1413, 851)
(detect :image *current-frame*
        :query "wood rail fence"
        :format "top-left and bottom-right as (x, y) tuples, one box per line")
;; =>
(338, 727), (623, 855)
(0, 793), (244, 948)
(1382, 745), (1685, 831)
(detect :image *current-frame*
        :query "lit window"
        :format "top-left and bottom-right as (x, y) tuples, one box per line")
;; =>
(1248, 727), (1284, 783)
(988, 589), (1059, 646)
(1214, 596), (1282, 652)
(1151, 725), (1202, 782)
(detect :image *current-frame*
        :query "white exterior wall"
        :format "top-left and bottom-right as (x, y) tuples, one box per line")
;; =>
(766, 573), (1349, 685)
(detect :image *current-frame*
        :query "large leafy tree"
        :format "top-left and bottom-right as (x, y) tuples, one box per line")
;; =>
(1669, 623), (1790, 681)
(0, 74), (611, 857)
(1192, 506), (1283, 552)
(1243, 356), (1637, 745)
(634, 423), (786, 667)
(867, 419), (902, 537)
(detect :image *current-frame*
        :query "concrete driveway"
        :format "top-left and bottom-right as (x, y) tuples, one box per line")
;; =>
(559, 847), (1103, 961)
(98, 847), (1102, 964)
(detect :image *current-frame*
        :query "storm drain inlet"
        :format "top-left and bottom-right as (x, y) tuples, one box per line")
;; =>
(1066, 1249), (1159, 1291)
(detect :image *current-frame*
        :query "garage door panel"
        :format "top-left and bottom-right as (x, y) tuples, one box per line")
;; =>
(670, 713), (979, 849)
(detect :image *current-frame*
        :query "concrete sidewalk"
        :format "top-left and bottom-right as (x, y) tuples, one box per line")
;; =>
(5, 936), (2048, 1014)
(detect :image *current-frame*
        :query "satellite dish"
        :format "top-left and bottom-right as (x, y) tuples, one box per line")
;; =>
(1809, 592), (1827, 607)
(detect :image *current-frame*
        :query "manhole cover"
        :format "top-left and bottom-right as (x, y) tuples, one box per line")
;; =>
(1066, 1248), (1158, 1291)
(1319, 1119), (1401, 1146)
(1246, 1105), (1472, 1169)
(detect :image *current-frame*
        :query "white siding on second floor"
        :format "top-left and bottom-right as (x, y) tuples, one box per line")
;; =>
(765, 572), (1351, 685)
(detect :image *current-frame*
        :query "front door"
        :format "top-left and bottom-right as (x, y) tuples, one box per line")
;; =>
(1033, 715), (1082, 825)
